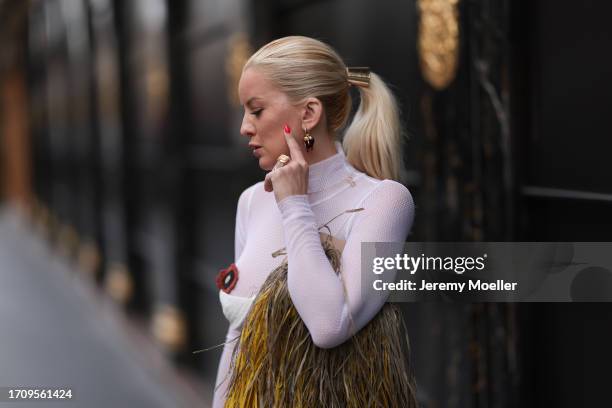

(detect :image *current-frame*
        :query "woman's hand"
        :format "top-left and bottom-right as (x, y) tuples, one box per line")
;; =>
(264, 125), (309, 203)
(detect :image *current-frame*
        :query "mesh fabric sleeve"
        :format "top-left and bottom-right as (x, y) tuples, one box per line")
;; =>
(277, 179), (415, 349)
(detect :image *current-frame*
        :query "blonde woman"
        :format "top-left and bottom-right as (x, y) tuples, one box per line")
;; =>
(213, 36), (417, 407)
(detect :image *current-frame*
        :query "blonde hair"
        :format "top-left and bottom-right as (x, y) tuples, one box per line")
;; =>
(244, 36), (405, 181)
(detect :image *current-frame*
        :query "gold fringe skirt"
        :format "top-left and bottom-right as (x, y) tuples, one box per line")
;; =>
(224, 239), (418, 407)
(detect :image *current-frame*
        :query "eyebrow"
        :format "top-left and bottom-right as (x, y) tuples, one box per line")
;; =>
(245, 97), (263, 107)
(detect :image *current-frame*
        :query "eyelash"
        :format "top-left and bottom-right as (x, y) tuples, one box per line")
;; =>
(251, 109), (263, 117)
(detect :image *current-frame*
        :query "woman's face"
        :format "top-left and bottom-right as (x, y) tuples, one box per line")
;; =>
(238, 68), (301, 171)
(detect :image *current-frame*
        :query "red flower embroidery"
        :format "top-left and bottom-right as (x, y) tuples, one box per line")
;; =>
(216, 263), (239, 294)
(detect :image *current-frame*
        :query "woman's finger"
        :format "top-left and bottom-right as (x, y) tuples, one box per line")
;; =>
(283, 125), (306, 164)
(264, 171), (274, 192)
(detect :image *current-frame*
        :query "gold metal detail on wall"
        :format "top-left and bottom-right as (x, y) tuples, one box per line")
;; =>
(77, 240), (101, 278)
(417, 0), (460, 90)
(105, 263), (133, 304)
(226, 32), (253, 107)
(56, 224), (79, 259)
(152, 304), (187, 352)
(145, 66), (169, 120)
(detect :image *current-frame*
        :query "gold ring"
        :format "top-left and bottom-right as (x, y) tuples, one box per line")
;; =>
(276, 154), (290, 167)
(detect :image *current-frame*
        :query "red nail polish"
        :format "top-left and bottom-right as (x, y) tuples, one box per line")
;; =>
(283, 124), (291, 134)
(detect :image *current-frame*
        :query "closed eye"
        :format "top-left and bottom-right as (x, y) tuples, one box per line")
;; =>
(251, 109), (263, 117)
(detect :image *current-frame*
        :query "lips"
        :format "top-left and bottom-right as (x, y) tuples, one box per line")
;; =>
(249, 144), (262, 157)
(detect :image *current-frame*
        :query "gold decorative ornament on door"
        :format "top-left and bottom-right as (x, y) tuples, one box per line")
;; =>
(417, 0), (460, 90)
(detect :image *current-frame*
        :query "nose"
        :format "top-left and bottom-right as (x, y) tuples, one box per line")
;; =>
(240, 113), (255, 138)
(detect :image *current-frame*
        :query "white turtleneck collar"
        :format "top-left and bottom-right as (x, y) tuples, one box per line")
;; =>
(306, 141), (352, 194)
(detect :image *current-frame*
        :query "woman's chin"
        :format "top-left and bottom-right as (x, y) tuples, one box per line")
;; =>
(258, 157), (274, 171)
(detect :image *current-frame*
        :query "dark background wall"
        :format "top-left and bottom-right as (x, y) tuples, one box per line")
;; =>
(1, 0), (611, 406)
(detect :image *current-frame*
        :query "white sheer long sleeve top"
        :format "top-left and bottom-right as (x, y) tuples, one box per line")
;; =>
(212, 141), (415, 408)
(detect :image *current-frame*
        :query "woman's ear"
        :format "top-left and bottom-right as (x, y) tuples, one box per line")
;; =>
(301, 97), (323, 130)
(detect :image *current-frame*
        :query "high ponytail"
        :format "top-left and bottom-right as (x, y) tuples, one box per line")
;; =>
(343, 72), (404, 181)
(245, 36), (405, 181)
